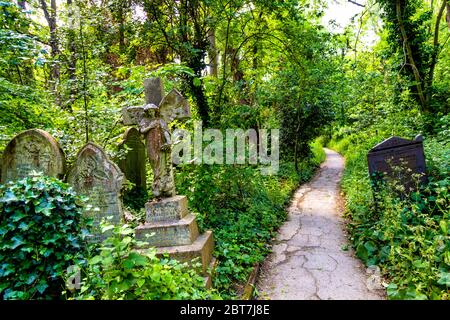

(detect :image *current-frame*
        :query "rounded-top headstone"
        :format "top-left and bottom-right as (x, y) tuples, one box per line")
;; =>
(414, 134), (424, 142)
(1, 129), (66, 183)
(67, 142), (124, 239)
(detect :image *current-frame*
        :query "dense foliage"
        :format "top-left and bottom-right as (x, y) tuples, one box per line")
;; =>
(328, 126), (449, 299)
(0, 174), (89, 299)
(0, 0), (335, 299)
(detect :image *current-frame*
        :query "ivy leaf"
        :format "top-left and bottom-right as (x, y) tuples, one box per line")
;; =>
(137, 279), (145, 288)
(0, 190), (17, 203)
(35, 200), (55, 216)
(437, 272), (450, 286)
(89, 255), (103, 265)
(10, 236), (24, 249)
(11, 211), (26, 222)
(25, 273), (37, 285)
(36, 281), (48, 294)
(125, 252), (148, 268)
(101, 225), (115, 233)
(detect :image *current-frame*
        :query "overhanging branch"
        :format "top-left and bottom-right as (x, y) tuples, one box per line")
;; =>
(348, 0), (365, 7)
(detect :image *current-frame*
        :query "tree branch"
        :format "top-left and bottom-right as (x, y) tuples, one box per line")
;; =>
(39, 0), (51, 26)
(396, 0), (427, 109)
(348, 0), (365, 8)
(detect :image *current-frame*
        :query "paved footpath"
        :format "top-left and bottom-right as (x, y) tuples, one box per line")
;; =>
(256, 148), (385, 300)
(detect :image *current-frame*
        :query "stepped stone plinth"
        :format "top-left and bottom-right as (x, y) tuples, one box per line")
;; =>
(135, 196), (215, 286)
(135, 213), (199, 247)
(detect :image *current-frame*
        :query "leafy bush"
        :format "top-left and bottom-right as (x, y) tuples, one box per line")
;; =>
(0, 174), (90, 299)
(74, 222), (219, 300)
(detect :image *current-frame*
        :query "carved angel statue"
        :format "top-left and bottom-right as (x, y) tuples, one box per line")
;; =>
(122, 78), (191, 198)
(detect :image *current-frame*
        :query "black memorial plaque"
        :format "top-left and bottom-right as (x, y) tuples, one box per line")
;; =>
(367, 135), (427, 192)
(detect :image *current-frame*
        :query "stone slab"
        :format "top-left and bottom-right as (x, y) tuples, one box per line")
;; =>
(135, 213), (199, 247)
(144, 77), (164, 105)
(118, 127), (147, 191)
(203, 257), (218, 289)
(145, 195), (188, 222)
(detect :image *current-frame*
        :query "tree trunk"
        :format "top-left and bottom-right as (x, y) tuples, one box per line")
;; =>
(17, 1), (34, 84)
(118, 6), (125, 53)
(446, 2), (450, 29)
(426, 0), (447, 106)
(208, 29), (218, 77)
(39, 0), (60, 101)
(66, 0), (76, 111)
(395, 0), (427, 111)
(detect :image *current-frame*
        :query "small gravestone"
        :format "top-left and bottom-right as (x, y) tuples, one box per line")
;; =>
(118, 128), (147, 198)
(1, 129), (65, 183)
(367, 135), (427, 192)
(67, 142), (124, 240)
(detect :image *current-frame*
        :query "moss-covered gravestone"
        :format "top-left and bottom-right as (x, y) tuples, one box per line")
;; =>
(118, 128), (147, 205)
(67, 142), (124, 240)
(1, 129), (66, 183)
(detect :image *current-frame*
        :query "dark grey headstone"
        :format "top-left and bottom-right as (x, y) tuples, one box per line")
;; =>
(118, 127), (147, 192)
(367, 135), (427, 191)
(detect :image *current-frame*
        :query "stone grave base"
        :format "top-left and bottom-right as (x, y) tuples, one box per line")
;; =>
(135, 196), (216, 288)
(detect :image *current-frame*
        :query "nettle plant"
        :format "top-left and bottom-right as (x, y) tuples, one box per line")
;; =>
(0, 173), (91, 299)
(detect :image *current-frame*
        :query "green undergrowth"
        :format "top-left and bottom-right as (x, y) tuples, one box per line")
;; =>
(0, 174), (219, 300)
(71, 222), (220, 300)
(326, 114), (449, 300)
(176, 140), (325, 298)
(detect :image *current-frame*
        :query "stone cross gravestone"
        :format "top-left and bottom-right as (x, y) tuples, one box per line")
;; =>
(122, 77), (191, 198)
(67, 142), (124, 240)
(367, 135), (427, 192)
(118, 127), (147, 194)
(122, 78), (215, 287)
(1, 129), (66, 183)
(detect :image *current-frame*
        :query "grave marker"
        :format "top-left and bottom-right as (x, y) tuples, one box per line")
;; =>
(1, 129), (65, 183)
(67, 142), (124, 239)
(367, 135), (427, 192)
(118, 127), (147, 193)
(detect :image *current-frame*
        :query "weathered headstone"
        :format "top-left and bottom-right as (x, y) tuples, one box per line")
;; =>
(367, 135), (427, 192)
(67, 142), (124, 240)
(118, 127), (147, 193)
(1, 129), (66, 183)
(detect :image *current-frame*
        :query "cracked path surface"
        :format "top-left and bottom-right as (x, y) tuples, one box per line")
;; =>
(256, 148), (385, 300)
